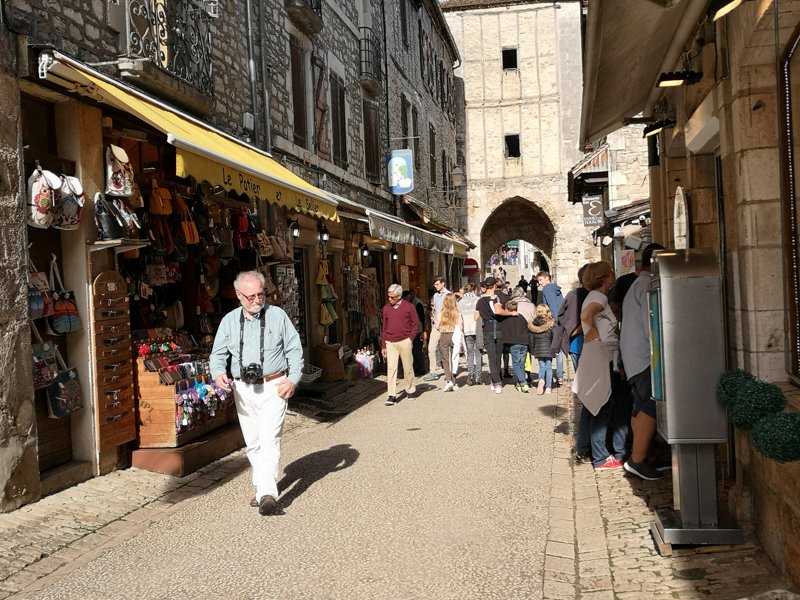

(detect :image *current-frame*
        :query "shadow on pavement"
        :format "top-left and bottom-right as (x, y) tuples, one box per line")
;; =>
(277, 444), (360, 508)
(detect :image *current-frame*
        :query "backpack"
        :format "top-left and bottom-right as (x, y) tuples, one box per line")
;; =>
(27, 167), (62, 228)
(105, 144), (134, 197)
(53, 175), (86, 230)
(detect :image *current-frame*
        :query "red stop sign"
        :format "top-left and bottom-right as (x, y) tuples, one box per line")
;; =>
(462, 258), (479, 276)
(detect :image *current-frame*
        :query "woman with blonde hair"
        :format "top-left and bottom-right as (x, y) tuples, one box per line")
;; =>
(437, 293), (463, 392)
(573, 260), (629, 470)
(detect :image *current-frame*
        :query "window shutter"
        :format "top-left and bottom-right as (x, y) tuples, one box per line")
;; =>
(429, 124), (436, 186)
(331, 73), (348, 169)
(400, 95), (409, 149)
(412, 105), (419, 168)
(363, 99), (380, 183)
(313, 58), (330, 160)
(290, 36), (307, 148)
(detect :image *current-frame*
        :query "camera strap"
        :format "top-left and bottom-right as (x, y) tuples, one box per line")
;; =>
(239, 307), (266, 375)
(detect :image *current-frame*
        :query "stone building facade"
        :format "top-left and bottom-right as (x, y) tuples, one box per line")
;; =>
(581, 0), (800, 587)
(0, 0), (464, 511)
(442, 0), (597, 285)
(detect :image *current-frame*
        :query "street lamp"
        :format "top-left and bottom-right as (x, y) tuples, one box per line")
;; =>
(318, 221), (330, 243)
(288, 219), (301, 239)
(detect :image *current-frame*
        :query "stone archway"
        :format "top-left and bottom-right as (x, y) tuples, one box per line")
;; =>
(480, 196), (555, 272)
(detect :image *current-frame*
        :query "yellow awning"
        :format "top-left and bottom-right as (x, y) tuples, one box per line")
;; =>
(40, 52), (338, 221)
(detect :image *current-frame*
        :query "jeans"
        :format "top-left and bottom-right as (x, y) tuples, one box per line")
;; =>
(589, 368), (630, 466)
(538, 358), (553, 388)
(464, 334), (481, 375)
(509, 344), (528, 385)
(555, 350), (564, 380)
(570, 352), (580, 371)
(484, 332), (504, 385)
(576, 406), (591, 455)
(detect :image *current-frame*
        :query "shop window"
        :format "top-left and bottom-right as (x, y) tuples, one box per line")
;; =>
(290, 35), (308, 148)
(502, 47), (518, 70)
(363, 98), (381, 184)
(330, 72), (348, 169)
(505, 134), (521, 158)
(779, 22), (800, 379)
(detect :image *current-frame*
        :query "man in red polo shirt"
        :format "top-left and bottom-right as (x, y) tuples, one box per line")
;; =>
(381, 283), (420, 406)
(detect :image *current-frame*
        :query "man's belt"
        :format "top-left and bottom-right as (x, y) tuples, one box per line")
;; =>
(235, 370), (286, 384)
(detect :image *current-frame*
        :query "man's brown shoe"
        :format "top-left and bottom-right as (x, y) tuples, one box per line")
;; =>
(250, 497), (258, 508)
(258, 495), (278, 516)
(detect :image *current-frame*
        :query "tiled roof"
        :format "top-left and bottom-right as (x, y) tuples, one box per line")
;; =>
(440, 0), (553, 12)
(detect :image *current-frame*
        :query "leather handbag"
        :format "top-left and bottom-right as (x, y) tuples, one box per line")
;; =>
(94, 193), (126, 240)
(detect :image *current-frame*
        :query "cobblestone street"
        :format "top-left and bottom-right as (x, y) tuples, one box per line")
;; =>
(0, 377), (795, 599)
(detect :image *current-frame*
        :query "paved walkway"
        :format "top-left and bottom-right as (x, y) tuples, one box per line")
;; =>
(0, 375), (795, 599)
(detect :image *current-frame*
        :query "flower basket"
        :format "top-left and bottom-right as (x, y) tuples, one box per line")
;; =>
(300, 364), (322, 384)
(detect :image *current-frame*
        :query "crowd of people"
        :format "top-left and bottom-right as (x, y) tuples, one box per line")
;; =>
(379, 243), (668, 482)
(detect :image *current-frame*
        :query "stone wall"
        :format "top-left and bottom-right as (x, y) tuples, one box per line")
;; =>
(606, 126), (650, 207)
(0, 31), (41, 511)
(444, 1), (596, 284)
(387, 0), (460, 229)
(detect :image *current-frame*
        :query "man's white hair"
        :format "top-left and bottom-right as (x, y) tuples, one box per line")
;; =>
(388, 283), (403, 296)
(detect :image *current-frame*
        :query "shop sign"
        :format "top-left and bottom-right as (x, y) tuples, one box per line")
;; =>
(582, 194), (603, 227)
(387, 149), (414, 195)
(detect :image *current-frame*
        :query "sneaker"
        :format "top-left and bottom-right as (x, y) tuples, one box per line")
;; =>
(650, 458), (672, 472)
(466, 374), (474, 386)
(423, 372), (439, 381)
(544, 388), (552, 395)
(443, 381), (454, 392)
(536, 380), (545, 395)
(624, 459), (664, 480)
(494, 383), (502, 394)
(595, 456), (624, 470)
(384, 396), (397, 406)
(258, 495), (278, 516)
(517, 384), (529, 393)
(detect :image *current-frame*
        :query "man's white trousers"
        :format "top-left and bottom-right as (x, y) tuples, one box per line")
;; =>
(233, 377), (288, 502)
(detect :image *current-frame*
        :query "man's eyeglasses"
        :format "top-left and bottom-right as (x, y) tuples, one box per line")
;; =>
(238, 291), (266, 302)
(387, 294), (400, 300)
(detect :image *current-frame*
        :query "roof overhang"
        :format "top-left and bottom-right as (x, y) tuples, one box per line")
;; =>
(568, 144), (609, 204)
(580, 0), (708, 146)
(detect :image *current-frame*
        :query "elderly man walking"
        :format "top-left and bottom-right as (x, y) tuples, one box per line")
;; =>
(381, 283), (420, 406)
(211, 271), (304, 516)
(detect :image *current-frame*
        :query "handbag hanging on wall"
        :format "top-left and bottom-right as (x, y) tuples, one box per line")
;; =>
(94, 193), (127, 240)
(48, 254), (82, 334)
(46, 346), (84, 418)
(28, 256), (54, 320)
(31, 321), (58, 390)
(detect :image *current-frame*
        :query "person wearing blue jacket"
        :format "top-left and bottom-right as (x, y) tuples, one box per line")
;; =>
(536, 271), (564, 384)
